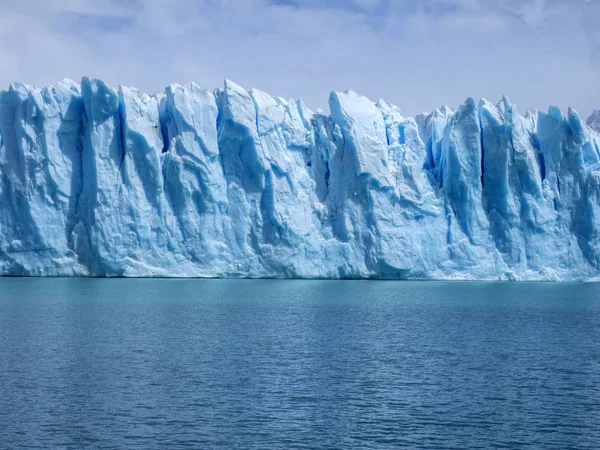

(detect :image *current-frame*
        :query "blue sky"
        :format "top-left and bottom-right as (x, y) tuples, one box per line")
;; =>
(0, 0), (599, 118)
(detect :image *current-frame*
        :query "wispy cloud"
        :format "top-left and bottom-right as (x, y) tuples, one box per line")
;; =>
(0, 0), (598, 117)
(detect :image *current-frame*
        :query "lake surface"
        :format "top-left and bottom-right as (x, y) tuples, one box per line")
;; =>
(0, 279), (599, 449)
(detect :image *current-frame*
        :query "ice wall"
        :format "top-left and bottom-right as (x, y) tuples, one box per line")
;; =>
(1, 78), (599, 280)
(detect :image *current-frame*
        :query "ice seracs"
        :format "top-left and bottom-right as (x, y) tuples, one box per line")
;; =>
(1, 78), (599, 280)
(587, 110), (600, 133)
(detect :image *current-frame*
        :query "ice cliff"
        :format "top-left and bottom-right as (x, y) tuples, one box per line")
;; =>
(588, 110), (600, 133)
(1, 78), (600, 280)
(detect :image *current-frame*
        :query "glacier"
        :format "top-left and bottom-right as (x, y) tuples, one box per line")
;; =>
(588, 110), (600, 133)
(1, 78), (600, 280)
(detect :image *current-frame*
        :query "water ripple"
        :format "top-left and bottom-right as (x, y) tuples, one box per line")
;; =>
(1, 279), (599, 449)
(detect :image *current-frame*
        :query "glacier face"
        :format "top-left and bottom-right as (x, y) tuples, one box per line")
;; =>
(588, 110), (600, 133)
(1, 78), (600, 280)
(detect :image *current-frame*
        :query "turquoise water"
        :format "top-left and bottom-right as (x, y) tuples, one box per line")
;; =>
(0, 279), (599, 449)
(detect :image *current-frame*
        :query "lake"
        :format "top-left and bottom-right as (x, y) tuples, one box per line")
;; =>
(1, 279), (599, 448)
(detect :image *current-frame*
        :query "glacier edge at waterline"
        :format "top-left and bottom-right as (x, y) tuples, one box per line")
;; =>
(1, 78), (600, 280)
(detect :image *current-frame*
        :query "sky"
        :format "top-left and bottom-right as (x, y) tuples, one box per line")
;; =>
(0, 0), (599, 118)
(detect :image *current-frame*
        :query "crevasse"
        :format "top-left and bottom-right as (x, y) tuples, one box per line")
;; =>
(1, 78), (599, 280)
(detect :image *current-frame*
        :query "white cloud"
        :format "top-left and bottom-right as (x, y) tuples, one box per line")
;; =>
(0, 0), (598, 118)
